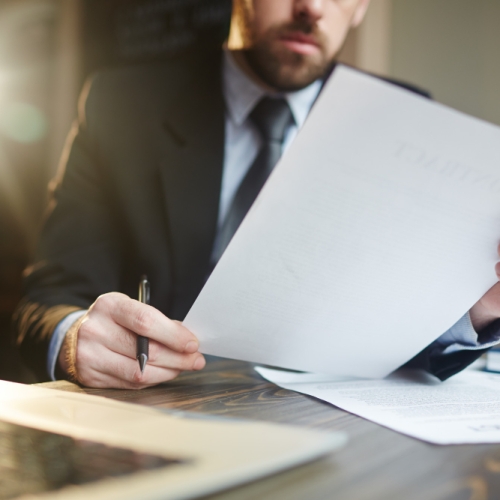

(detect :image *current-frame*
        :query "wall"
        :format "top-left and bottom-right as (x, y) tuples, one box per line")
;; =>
(390, 0), (500, 126)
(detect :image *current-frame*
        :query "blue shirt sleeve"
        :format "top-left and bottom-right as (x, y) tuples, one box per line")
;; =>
(47, 310), (87, 380)
(433, 313), (500, 356)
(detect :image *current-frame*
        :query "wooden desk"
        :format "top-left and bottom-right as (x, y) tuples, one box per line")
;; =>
(41, 358), (500, 500)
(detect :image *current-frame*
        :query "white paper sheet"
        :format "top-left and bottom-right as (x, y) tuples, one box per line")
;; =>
(184, 66), (500, 378)
(256, 367), (500, 445)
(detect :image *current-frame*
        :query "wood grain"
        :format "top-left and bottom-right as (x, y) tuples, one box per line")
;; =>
(40, 358), (500, 500)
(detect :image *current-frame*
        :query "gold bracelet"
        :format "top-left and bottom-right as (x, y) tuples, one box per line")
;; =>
(64, 315), (85, 383)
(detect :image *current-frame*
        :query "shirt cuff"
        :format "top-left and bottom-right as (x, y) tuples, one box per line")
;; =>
(47, 310), (87, 381)
(435, 312), (500, 355)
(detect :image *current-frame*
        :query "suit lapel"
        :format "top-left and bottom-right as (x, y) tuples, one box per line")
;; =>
(159, 51), (225, 318)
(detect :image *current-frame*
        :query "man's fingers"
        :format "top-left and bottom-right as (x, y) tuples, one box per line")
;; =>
(92, 293), (199, 353)
(75, 371), (142, 390)
(99, 324), (205, 371)
(76, 341), (183, 388)
(77, 370), (167, 390)
(496, 260), (500, 280)
(100, 327), (205, 372)
(79, 314), (137, 357)
(107, 353), (181, 386)
(146, 340), (206, 371)
(73, 292), (205, 390)
(79, 311), (205, 371)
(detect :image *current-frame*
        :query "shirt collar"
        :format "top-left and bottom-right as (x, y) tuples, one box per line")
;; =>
(223, 49), (323, 129)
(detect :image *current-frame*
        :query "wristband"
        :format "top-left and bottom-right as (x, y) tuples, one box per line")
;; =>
(64, 315), (86, 383)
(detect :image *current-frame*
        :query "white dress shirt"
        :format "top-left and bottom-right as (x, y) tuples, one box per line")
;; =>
(47, 50), (500, 380)
(218, 49), (322, 227)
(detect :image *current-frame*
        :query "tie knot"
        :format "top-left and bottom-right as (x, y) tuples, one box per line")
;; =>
(250, 97), (295, 143)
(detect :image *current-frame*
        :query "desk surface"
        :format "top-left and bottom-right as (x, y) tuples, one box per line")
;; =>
(41, 358), (500, 500)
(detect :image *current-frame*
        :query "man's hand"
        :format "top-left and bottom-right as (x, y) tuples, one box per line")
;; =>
(58, 292), (205, 389)
(470, 245), (500, 332)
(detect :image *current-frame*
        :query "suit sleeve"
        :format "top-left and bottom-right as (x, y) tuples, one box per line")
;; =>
(404, 317), (500, 380)
(13, 75), (123, 381)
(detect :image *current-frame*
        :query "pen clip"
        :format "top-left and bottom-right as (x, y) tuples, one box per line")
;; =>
(138, 276), (150, 305)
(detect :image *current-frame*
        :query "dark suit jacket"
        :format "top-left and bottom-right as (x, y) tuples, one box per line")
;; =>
(14, 50), (494, 381)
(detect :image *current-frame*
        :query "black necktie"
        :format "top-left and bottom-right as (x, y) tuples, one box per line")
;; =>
(213, 97), (295, 262)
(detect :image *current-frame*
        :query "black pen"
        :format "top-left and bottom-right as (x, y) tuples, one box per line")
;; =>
(137, 275), (150, 373)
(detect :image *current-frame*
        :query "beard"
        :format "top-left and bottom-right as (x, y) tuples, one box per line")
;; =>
(243, 20), (334, 92)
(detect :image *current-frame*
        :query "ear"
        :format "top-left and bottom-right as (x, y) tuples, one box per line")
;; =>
(351, 0), (372, 28)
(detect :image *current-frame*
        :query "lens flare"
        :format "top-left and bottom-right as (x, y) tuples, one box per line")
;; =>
(0, 101), (47, 143)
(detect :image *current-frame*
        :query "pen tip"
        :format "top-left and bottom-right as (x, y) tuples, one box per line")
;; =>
(138, 353), (148, 374)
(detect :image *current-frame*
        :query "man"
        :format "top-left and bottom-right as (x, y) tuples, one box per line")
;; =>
(15, 0), (500, 388)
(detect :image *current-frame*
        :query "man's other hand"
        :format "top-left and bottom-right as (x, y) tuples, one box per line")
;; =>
(58, 292), (205, 389)
(470, 244), (500, 332)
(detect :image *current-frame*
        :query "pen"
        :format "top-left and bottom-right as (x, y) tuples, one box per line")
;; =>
(137, 275), (150, 373)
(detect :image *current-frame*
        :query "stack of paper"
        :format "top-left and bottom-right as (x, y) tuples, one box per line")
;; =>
(256, 367), (500, 445)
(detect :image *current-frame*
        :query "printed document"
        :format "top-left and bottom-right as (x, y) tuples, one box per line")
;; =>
(184, 66), (500, 378)
(257, 367), (500, 445)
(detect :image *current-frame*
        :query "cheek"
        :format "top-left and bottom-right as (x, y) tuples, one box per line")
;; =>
(320, 5), (357, 58)
(252, 0), (293, 35)
(324, 26), (351, 59)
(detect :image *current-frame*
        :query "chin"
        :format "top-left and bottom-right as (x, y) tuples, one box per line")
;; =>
(265, 58), (327, 91)
(273, 70), (321, 91)
(248, 47), (328, 91)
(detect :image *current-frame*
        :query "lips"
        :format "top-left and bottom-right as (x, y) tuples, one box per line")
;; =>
(279, 32), (321, 56)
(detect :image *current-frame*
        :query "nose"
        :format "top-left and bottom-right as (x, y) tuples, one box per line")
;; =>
(293, 0), (324, 23)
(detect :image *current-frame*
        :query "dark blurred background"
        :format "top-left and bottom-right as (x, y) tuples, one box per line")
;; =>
(0, 0), (498, 383)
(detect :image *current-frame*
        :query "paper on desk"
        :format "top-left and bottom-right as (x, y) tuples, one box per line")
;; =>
(256, 366), (500, 445)
(184, 66), (500, 378)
